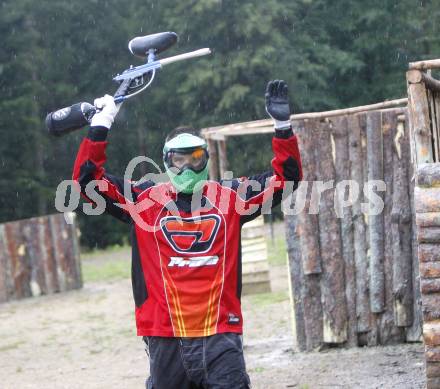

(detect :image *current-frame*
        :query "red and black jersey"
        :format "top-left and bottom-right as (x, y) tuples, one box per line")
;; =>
(73, 126), (302, 337)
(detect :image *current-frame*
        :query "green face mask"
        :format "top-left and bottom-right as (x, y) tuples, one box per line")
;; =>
(165, 165), (209, 194)
(163, 133), (209, 194)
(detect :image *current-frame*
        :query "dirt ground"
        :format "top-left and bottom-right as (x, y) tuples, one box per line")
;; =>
(0, 253), (426, 389)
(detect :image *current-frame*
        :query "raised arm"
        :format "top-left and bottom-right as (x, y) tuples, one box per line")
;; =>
(72, 95), (140, 223)
(227, 80), (302, 223)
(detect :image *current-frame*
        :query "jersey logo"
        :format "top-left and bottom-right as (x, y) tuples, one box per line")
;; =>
(160, 215), (221, 254)
(168, 256), (219, 268)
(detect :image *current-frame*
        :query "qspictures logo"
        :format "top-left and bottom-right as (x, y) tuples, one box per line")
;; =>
(55, 154), (387, 231)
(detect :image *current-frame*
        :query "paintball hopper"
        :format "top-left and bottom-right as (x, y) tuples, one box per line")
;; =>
(128, 32), (178, 57)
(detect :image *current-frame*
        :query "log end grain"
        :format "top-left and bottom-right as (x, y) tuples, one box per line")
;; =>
(417, 164), (440, 187)
(424, 321), (440, 346)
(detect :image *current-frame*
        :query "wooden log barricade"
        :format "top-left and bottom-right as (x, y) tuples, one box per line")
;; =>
(285, 106), (422, 351)
(415, 164), (440, 388)
(202, 99), (421, 351)
(406, 60), (440, 388)
(240, 216), (271, 295)
(0, 213), (82, 303)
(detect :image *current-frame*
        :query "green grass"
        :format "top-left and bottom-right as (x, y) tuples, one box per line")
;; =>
(248, 291), (289, 307)
(81, 244), (129, 259)
(267, 235), (287, 266)
(81, 258), (130, 283)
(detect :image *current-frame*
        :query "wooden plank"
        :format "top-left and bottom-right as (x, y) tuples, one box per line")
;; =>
(420, 262), (440, 279)
(201, 103), (407, 140)
(206, 139), (219, 181)
(4, 222), (32, 299)
(242, 216), (264, 228)
(303, 273), (324, 350)
(58, 214), (81, 290)
(41, 216), (60, 293)
(366, 111), (385, 313)
(435, 92), (440, 162)
(21, 218), (47, 296)
(378, 111), (405, 341)
(241, 237), (266, 246)
(241, 227), (265, 240)
(49, 215), (67, 292)
(241, 225), (265, 239)
(407, 115), (423, 341)
(417, 212), (440, 227)
(419, 244), (440, 262)
(218, 139), (229, 179)
(242, 260), (269, 274)
(428, 89), (439, 162)
(241, 242), (267, 253)
(204, 108), (405, 139)
(409, 59), (440, 70)
(367, 314), (380, 346)
(406, 71), (434, 165)
(285, 194), (323, 350)
(348, 113), (370, 333)
(408, 69), (440, 94)
(426, 362), (440, 377)
(0, 225), (14, 302)
(201, 118), (273, 139)
(418, 228), (440, 243)
(406, 83), (417, 169)
(414, 187), (440, 213)
(285, 214), (307, 351)
(417, 163), (440, 187)
(426, 346), (440, 362)
(427, 377), (440, 389)
(70, 214), (82, 290)
(422, 294), (440, 322)
(332, 116), (357, 347)
(424, 321), (440, 347)
(290, 99), (407, 120)
(315, 119), (348, 343)
(242, 281), (271, 295)
(390, 114), (413, 329)
(242, 270), (271, 284)
(296, 119), (322, 275)
(0, 213), (82, 302)
(361, 111), (380, 345)
(421, 279), (440, 294)
(242, 253), (268, 264)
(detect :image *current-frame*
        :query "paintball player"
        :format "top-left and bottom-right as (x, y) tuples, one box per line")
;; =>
(72, 80), (302, 388)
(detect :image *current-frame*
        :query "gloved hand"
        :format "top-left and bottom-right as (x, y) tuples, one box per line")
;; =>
(90, 94), (120, 130)
(265, 80), (292, 130)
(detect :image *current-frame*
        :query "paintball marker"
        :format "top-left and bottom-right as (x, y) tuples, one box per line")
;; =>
(46, 32), (211, 136)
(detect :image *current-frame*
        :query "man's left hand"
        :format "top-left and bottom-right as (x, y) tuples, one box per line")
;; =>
(265, 80), (292, 130)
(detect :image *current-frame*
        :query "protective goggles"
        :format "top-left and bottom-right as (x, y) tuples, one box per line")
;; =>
(164, 147), (209, 173)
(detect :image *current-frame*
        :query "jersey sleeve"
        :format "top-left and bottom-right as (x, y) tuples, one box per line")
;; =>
(72, 126), (139, 223)
(224, 127), (303, 224)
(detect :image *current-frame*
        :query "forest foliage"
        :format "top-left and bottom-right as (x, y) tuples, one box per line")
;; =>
(1, 0), (439, 248)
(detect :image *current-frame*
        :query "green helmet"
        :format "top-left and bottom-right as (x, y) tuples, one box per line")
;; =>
(163, 133), (209, 194)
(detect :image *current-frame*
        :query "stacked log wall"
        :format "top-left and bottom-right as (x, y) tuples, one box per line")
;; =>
(0, 212), (82, 303)
(415, 164), (440, 389)
(286, 107), (422, 350)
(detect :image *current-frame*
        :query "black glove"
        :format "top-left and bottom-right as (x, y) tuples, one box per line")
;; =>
(265, 80), (292, 130)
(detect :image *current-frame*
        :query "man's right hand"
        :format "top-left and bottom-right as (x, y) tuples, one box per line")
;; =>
(90, 94), (120, 130)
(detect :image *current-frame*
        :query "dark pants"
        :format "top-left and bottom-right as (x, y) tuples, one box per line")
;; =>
(144, 333), (251, 389)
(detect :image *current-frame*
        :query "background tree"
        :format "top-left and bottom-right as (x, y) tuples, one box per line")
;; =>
(0, 0), (438, 248)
